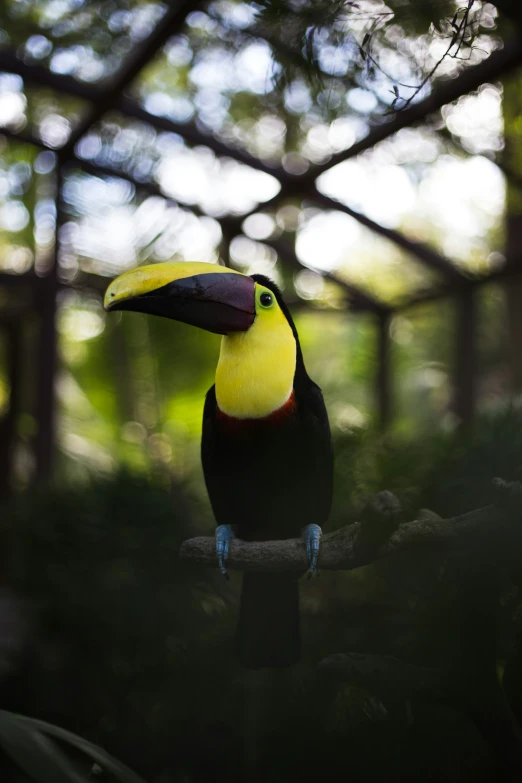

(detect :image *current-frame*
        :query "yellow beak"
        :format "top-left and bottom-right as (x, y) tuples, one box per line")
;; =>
(104, 262), (256, 335)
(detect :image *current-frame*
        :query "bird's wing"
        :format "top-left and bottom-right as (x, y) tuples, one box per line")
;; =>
(296, 380), (334, 527)
(201, 385), (230, 528)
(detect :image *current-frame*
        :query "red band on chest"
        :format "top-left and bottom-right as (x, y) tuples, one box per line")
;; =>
(216, 390), (297, 434)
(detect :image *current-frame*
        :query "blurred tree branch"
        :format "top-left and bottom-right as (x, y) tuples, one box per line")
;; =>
(319, 650), (522, 780)
(317, 531), (522, 783)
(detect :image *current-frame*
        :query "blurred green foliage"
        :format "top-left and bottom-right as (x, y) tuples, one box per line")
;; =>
(1, 471), (237, 779)
(0, 0), (166, 81)
(1, 412), (522, 781)
(50, 277), (511, 496)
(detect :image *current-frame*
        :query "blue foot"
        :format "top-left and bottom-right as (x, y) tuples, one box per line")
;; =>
(215, 524), (235, 579)
(302, 524), (322, 578)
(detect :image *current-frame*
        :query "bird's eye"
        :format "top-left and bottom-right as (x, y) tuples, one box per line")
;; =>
(260, 292), (273, 307)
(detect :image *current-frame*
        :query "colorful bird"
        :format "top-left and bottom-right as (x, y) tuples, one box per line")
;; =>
(104, 262), (333, 668)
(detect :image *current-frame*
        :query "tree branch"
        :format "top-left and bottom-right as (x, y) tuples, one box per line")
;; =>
(179, 483), (521, 572)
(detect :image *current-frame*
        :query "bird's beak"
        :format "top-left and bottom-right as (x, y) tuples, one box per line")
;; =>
(103, 262), (256, 335)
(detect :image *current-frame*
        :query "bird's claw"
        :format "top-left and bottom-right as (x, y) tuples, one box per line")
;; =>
(215, 524), (234, 579)
(302, 523), (322, 578)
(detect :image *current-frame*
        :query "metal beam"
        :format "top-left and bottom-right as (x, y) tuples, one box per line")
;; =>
(61, 0), (201, 157)
(120, 99), (286, 181)
(0, 122), (447, 314)
(312, 191), (464, 281)
(1, 107), (459, 282)
(266, 236), (389, 314)
(224, 38), (522, 266)
(0, 47), (283, 178)
(68, 158), (385, 311)
(2, 35), (521, 185)
(69, 157), (250, 238)
(5, 151), (522, 316)
(0, 144), (379, 313)
(395, 257), (522, 311)
(3, 32), (521, 308)
(0, 48), (98, 102)
(2, 38), (518, 280)
(4, 35), (521, 177)
(69, 157), (213, 220)
(301, 37), (522, 183)
(0, 125), (47, 149)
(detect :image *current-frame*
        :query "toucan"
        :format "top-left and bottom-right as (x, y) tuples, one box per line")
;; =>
(104, 262), (333, 668)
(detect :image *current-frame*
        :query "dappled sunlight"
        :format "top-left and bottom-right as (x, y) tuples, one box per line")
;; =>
(317, 111), (506, 273)
(318, 161), (417, 229)
(296, 209), (441, 304)
(58, 293), (105, 342)
(59, 173), (223, 277)
(0, 75), (26, 130)
(75, 114), (282, 215)
(296, 210), (361, 272)
(417, 154), (505, 270)
(0, 74), (88, 146)
(443, 83), (504, 154)
(156, 147), (281, 215)
(229, 235), (278, 277)
(2, 0), (168, 82)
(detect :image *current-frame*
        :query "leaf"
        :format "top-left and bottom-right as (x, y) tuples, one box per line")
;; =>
(0, 712), (88, 783)
(0, 711), (148, 783)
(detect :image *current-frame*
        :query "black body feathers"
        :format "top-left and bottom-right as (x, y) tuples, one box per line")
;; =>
(201, 275), (333, 668)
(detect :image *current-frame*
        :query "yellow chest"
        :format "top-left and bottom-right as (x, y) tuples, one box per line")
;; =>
(215, 312), (296, 419)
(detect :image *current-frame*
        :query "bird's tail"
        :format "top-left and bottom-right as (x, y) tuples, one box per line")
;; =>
(237, 572), (300, 668)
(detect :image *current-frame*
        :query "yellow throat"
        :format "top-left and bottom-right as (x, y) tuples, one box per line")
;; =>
(215, 282), (297, 419)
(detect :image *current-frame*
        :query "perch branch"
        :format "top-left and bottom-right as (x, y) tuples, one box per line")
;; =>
(179, 482), (521, 572)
